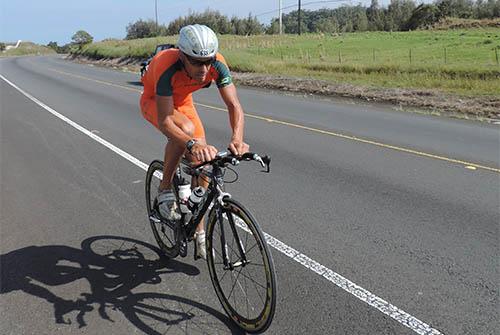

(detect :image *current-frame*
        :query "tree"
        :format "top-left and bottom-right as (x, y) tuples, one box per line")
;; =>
(490, 0), (500, 17)
(354, 6), (369, 31)
(367, 0), (385, 30)
(47, 41), (58, 51)
(282, 10), (310, 34)
(404, 4), (441, 30)
(314, 17), (339, 33)
(58, 44), (71, 54)
(71, 30), (93, 46)
(0, 42), (6, 52)
(126, 19), (161, 39)
(386, 0), (416, 30)
(266, 19), (282, 34)
(243, 14), (264, 35)
(230, 16), (246, 35)
(435, 0), (473, 18)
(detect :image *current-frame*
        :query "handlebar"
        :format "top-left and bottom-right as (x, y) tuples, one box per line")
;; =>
(192, 151), (271, 173)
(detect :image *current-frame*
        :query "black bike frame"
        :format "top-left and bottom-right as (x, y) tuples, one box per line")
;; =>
(177, 162), (246, 268)
(178, 163), (221, 239)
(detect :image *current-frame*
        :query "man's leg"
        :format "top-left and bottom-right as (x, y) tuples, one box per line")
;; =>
(178, 106), (209, 234)
(184, 137), (209, 259)
(185, 137), (210, 234)
(159, 112), (195, 191)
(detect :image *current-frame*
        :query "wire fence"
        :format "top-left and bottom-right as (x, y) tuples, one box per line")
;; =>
(247, 46), (500, 68)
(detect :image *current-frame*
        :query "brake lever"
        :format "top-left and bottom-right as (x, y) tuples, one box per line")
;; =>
(262, 155), (271, 173)
(253, 154), (271, 173)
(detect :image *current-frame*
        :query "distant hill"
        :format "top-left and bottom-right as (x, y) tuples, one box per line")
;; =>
(1, 42), (55, 56)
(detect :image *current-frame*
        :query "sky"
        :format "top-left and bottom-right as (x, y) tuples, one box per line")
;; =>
(1, 0), (412, 45)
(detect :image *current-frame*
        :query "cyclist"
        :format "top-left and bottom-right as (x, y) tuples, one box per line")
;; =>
(140, 24), (249, 259)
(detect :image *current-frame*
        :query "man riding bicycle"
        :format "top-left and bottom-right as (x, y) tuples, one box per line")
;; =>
(140, 24), (249, 259)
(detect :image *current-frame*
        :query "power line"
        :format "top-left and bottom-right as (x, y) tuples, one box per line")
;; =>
(255, 0), (352, 18)
(255, 3), (298, 17)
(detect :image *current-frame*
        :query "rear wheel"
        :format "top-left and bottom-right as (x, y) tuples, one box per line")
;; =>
(145, 160), (179, 258)
(206, 198), (276, 333)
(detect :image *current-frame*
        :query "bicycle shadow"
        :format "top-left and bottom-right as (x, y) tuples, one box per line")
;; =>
(1, 235), (243, 335)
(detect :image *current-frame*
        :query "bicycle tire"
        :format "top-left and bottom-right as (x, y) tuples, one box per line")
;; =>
(206, 198), (277, 333)
(145, 160), (179, 258)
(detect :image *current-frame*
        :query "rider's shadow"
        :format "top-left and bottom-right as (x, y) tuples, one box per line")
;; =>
(1, 235), (243, 335)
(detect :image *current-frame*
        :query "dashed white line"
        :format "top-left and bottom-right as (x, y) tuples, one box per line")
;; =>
(0, 74), (443, 335)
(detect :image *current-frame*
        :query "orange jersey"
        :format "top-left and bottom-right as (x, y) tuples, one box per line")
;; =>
(141, 49), (233, 107)
(140, 49), (232, 139)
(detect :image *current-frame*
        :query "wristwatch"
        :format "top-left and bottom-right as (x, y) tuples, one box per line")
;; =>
(186, 139), (197, 153)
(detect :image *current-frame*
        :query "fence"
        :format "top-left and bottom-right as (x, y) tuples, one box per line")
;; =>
(254, 46), (500, 67)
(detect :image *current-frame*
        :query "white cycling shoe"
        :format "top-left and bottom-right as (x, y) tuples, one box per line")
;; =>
(157, 189), (181, 221)
(194, 231), (206, 260)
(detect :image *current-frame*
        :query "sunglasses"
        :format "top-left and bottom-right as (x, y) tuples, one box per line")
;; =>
(183, 53), (214, 67)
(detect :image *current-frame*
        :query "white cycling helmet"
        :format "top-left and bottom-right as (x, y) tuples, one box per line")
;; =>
(178, 24), (218, 59)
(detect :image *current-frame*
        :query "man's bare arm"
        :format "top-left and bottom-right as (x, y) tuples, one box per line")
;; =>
(219, 84), (249, 155)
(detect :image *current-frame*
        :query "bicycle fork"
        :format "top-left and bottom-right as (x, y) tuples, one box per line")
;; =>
(216, 205), (249, 270)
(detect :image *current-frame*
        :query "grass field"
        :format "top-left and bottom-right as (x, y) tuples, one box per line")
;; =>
(76, 29), (500, 96)
(1, 42), (55, 57)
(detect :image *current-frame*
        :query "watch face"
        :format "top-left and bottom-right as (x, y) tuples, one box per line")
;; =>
(186, 139), (196, 151)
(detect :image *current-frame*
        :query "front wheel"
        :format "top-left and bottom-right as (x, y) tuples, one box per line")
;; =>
(206, 199), (277, 333)
(145, 160), (179, 258)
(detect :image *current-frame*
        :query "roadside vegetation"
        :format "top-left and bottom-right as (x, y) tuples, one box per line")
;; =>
(70, 0), (500, 97)
(0, 42), (55, 57)
(71, 0), (500, 98)
(67, 0), (500, 117)
(73, 27), (500, 97)
(122, 0), (500, 38)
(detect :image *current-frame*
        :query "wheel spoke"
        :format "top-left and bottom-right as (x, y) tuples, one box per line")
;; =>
(244, 265), (250, 319)
(218, 266), (230, 283)
(226, 267), (244, 301)
(213, 248), (223, 259)
(247, 272), (266, 307)
(246, 262), (265, 267)
(207, 201), (276, 331)
(242, 241), (259, 255)
(236, 270), (267, 291)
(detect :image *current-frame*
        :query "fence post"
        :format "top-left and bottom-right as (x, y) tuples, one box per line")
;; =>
(444, 48), (447, 64)
(339, 50), (342, 64)
(373, 48), (375, 62)
(496, 48), (499, 65)
(409, 48), (412, 64)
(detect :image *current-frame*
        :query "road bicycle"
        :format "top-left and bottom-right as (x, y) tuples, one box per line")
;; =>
(145, 151), (276, 333)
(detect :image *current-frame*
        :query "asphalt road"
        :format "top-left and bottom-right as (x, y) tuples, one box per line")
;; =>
(1, 55), (498, 335)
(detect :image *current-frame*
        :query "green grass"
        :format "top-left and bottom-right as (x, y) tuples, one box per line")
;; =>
(1, 42), (55, 57)
(75, 29), (500, 96)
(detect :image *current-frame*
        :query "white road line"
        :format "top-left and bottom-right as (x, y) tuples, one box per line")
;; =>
(0, 74), (149, 173)
(0, 74), (443, 335)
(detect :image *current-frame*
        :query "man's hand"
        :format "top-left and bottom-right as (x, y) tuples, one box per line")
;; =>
(191, 142), (218, 162)
(229, 140), (249, 156)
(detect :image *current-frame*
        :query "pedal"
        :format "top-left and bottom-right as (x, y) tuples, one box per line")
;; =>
(149, 215), (161, 223)
(150, 214), (178, 231)
(179, 240), (188, 257)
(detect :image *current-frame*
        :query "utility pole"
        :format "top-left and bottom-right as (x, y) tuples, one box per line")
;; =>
(279, 0), (283, 34)
(298, 0), (302, 35)
(155, 0), (158, 32)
